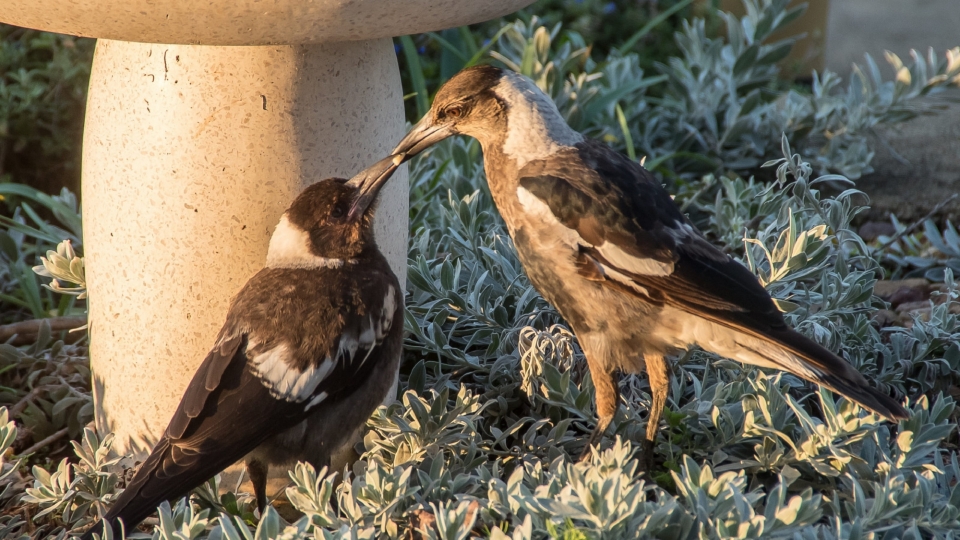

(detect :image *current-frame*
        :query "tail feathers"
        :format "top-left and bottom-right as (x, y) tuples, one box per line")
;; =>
(79, 439), (172, 540)
(759, 327), (909, 421)
(816, 370), (909, 421)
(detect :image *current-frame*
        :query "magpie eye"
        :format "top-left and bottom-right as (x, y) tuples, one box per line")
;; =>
(445, 106), (463, 119)
(330, 204), (346, 219)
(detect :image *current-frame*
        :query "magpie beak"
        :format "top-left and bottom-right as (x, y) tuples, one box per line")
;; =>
(346, 153), (406, 221)
(392, 115), (453, 160)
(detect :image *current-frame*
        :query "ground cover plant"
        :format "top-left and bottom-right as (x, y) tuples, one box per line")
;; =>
(2, 0), (960, 538)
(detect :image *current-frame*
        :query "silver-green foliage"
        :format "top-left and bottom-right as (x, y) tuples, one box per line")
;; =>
(0, 325), (92, 452)
(33, 239), (86, 300)
(0, 182), (84, 322)
(0, 407), (28, 539)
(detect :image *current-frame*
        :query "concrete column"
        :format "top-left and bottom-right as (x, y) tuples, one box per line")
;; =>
(82, 39), (408, 458)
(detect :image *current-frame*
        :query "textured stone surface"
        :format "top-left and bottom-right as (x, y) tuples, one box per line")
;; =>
(0, 0), (534, 45)
(83, 39), (408, 457)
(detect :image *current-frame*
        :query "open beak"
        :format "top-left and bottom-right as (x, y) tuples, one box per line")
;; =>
(346, 153), (406, 220)
(391, 115), (453, 161)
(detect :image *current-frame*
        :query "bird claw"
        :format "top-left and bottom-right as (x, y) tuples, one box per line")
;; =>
(637, 439), (655, 474)
(577, 415), (613, 463)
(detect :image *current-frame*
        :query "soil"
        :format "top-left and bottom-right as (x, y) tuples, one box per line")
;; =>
(857, 91), (960, 223)
(825, 0), (960, 223)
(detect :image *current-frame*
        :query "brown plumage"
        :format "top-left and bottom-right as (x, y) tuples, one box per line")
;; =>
(391, 65), (907, 467)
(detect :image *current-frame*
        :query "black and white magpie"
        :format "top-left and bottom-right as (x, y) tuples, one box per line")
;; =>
(81, 154), (406, 538)
(390, 65), (908, 464)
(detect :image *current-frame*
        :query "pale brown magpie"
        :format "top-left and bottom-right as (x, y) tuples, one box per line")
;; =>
(81, 155), (406, 538)
(390, 65), (908, 465)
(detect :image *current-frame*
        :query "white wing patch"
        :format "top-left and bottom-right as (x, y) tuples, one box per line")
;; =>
(379, 285), (397, 340)
(598, 265), (652, 297)
(337, 328), (360, 366)
(353, 284), (397, 367)
(266, 215), (351, 270)
(516, 186), (582, 248)
(595, 242), (673, 276)
(305, 391), (329, 411)
(251, 345), (331, 401)
(517, 185), (673, 277)
(250, 285), (398, 405)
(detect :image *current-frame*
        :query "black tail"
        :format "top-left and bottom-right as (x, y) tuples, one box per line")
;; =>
(79, 434), (262, 539)
(80, 439), (172, 540)
(763, 327), (909, 421)
(77, 344), (307, 539)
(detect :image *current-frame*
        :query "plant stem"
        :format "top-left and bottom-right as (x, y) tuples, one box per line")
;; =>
(21, 427), (69, 456)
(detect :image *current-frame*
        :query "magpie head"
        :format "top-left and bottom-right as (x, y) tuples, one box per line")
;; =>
(393, 65), (508, 156)
(393, 65), (575, 162)
(267, 155), (403, 265)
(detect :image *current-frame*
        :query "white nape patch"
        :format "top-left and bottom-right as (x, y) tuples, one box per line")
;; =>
(265, 215), (348, 269)
(305, 391), (329, 411)
(596, 242), (673, 276)
(495, 72), (583, 168)
(517, 185), (673, 277)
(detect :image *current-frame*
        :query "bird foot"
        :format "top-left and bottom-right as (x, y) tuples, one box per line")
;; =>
(577, 416), (613, 462)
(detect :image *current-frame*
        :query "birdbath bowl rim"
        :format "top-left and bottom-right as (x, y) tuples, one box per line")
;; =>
(0, 0), (535, 45)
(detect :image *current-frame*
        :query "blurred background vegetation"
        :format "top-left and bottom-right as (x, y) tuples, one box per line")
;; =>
(0, 26), (92, 195)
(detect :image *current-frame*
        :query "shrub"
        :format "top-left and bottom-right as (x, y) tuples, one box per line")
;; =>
(0, 25), (93, 195)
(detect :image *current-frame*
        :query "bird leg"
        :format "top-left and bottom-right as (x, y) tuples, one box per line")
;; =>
(642, 354), (669, 472)
(579, 366), (619, 462)
(246, 459), (269, 513)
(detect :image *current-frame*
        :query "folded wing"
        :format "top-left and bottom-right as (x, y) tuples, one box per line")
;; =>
(517, 140), (907, 420)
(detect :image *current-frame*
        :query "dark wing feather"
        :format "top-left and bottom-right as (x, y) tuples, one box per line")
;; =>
(519, 140), (781, 322)
(87, 343), (304, 538)
(518, 140), (907, 420)
(168, 331), (245, 439)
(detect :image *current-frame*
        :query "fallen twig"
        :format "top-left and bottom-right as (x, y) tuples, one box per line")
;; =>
(10, 385), (56, 418)
(20, 427), (70, 456)
(874, 194), (959, 253)
(0, 316), (87, 346)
